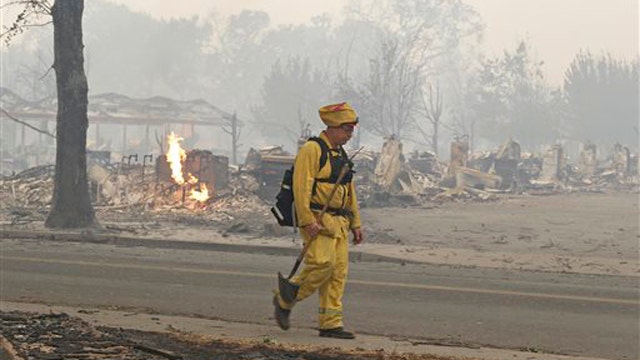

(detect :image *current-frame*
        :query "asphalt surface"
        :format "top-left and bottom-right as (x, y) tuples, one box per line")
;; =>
(2, 232), (633, 359)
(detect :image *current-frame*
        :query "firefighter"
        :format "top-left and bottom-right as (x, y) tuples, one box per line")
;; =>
(273, 102), (364, 339)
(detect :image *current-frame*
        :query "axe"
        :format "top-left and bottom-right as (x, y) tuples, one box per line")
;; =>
(277, 146), (363, 304)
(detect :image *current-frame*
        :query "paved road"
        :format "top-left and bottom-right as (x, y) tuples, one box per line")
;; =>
(1, 238), (637, 359)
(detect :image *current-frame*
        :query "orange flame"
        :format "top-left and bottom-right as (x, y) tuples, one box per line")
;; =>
(165, 132), (210, 203)
(190, 183), (209, 202)
(166, 132), (187, 184)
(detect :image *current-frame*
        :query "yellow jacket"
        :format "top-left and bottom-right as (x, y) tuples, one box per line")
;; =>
(293, 132), (361, 230)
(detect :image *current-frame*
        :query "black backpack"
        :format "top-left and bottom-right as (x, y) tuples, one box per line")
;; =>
(270, 137), (330, 227)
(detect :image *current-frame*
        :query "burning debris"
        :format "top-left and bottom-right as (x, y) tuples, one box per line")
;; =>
(164, 132), (210, 203)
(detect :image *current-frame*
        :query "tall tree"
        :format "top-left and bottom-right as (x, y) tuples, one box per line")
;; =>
(252, 56), (332, 149)
(204, 10), (272, 116)
(45, 0), (94, 228)
(563, 51), (639, 146)
(350, 32), (426, 140)
(472, 41), (559, 149)
(83, 1), (210, 99)
(145, 17), (210, 99)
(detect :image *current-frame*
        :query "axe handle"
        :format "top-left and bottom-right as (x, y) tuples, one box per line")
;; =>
(287, 242), (310, 279)
(287, 164), (351, 279)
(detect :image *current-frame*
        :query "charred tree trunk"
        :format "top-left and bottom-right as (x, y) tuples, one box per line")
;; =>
(45, 0), (95, 228)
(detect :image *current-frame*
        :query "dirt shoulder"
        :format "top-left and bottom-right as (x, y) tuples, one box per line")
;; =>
(359, 191), (639, 276)
(2, 191), (638, 277)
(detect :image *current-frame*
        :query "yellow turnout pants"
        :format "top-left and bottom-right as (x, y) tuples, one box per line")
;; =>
(278, 214), (350, 329)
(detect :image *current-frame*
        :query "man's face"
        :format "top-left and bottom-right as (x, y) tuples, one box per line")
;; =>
(334, 123), (356, 145)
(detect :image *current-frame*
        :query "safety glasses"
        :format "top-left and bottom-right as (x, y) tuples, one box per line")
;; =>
(340, 123), (357, 133)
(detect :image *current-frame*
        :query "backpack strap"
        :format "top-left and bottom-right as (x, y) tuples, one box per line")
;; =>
(308, 137), (329, 170)
(307, 137), (330, 197)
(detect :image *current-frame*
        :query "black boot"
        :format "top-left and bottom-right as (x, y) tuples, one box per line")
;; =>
(318, 327), (355, 339)
(273, 295), (291, 330)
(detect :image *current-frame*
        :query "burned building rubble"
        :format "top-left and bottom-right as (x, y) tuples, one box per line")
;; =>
(242, 145), (295, 201)
(1, 132), (638, 222)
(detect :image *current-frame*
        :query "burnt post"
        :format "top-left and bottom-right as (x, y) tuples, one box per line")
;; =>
(142, 154), (153, 180)
(223, 112), (241, 165)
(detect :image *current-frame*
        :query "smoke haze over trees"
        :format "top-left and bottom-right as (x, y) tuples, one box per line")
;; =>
(564, 51), (639, 147)
(1, 0), (637, 158)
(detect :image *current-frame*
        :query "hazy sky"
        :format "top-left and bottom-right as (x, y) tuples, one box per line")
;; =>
(107, 0), (638, 86)
(0, 0), (635, 87)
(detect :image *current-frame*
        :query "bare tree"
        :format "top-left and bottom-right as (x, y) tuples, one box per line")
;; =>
(417, 83), (443, 155)
(2, 0), (95, 228)
(335, 0), (482, 148)
(340, 31), (427, 140)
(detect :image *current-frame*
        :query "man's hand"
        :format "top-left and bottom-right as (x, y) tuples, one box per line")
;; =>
(351, 228), (364, 245)
(303, 222), (323, 239)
